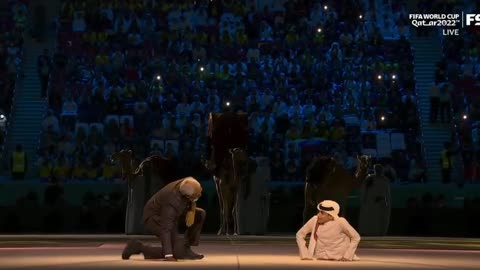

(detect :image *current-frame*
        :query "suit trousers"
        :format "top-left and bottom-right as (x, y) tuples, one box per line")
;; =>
(143, 208), (206, 259)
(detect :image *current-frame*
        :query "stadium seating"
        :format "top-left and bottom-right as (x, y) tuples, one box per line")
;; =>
(38, 0), (422, 182)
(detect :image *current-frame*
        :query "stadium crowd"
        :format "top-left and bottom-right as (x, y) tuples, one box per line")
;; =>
(436, 1), (480, 184)
(36, 0), (423, 183)
(0, 0), (28, 156)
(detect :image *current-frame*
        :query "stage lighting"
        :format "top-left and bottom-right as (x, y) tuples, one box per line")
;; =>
(156, 75), (161, 81)
(324, 5), (328, 10)
(377, 75), (382, 80)
(380, 115), (385, 121)
(226, 102), (231, 107)
(463, 114), (468, 120)
(392, 74), (397, 80)
(359, 14), (363, 19)
(200, 66), (204, 72)
(0, 114), (4, 119)
(317, 28), (322, 33)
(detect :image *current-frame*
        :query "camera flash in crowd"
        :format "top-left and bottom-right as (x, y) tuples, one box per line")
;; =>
(317, 28), (322, 33)
(392, 74), (397, 80)
(377, 75), (382, 80)
(226, 102), (231, 107)
(380, 116), (386, 121)
(0, 114), (4, 119)
(200, 66), (204, 72)
(156, 75), (161, 81)
(359, 14), (363, 19)
(463, 114), (468, 120)
(324, 5), (328, 10)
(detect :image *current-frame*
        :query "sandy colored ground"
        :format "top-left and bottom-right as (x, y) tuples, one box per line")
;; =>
(0, 235), (480, 269)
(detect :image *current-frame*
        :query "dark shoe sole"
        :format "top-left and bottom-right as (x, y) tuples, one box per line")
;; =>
(184, 254), (204, 260)
(122, 239), (143, 260)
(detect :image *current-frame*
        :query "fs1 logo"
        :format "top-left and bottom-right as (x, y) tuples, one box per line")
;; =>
(466, 14), (480, 26)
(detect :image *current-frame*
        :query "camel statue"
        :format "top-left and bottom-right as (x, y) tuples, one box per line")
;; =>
(303, 155), (371, 223)
(112, 149), (177, 234)
(111, 149), (141, 234)
(203, 148), (257, 235)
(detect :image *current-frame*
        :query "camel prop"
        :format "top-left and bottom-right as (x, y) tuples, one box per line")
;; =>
(303, 155), (371, 223)
(203, 148), (257, 235)
(112, 149), (176, 234)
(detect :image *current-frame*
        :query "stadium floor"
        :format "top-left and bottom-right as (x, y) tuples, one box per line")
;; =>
(0, 235), (479, 269)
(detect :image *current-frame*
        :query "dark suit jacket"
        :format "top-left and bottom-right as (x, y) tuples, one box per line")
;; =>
(143, 179), (192, 255)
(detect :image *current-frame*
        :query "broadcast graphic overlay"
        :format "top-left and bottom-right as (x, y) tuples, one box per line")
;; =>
(409, 12), (480, 36)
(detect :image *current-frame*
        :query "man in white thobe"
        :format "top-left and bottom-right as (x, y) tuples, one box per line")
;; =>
(296, 200), (360, 261)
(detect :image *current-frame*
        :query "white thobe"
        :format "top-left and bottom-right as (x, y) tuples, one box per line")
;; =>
(296, 216), (360, 261)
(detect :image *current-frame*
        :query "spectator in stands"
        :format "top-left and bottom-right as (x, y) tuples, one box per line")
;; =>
(85, 158), (99, 180)
(57, 133), (75, 157)
(286, 156), (299, 181)
(72, 11), (86, 32)
(429, 81), (440, 123)
(120, 118), (134, 142)
(440, 142), (455, 184)
(270, 151), (285, 181)
(6, 56), (18, 79)
(134, 100), (149, 136)
(87, 126), (103, 147)
(39, 157), (52, 182)
(37, 49), (51, 98)
(11, 144), (27, 180)
(286, 125), (301, 140)
(176, 94), (191, 115)
(392, 151), (409, 182)
(165, 142), (177, 158)
(330, 119), (346, 141)
(72, 157), (87, 180)
(462, 149), (476, 184)
(316, 121), (330, 139)
(438, 82), (452, 124)
(61, 96), (78, 131)
(52, 156), (70, 182)
(408, 157), (426, 183)
(44, 176), (64, 207)
(42, 110), (60, 134)
(101, 157), (117, 182)
(301, 121), (315, 139)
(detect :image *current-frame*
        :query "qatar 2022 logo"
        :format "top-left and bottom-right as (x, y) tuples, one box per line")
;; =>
(409, 12), (479, 36)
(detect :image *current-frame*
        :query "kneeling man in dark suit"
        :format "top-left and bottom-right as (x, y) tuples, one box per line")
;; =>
(122, 177), (205, 261)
